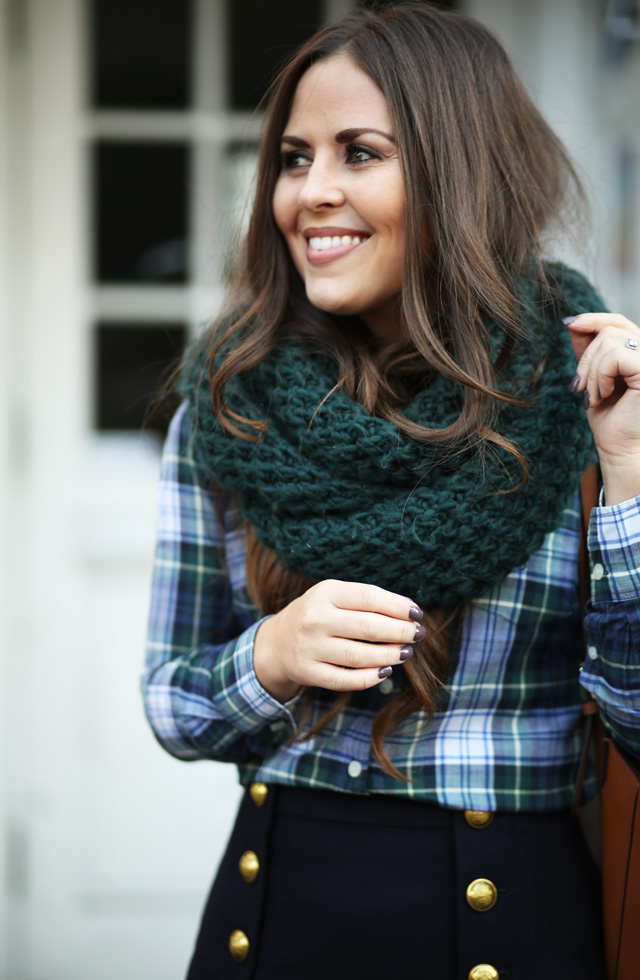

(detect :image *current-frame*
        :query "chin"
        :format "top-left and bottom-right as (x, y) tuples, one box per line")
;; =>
(305, 289), (359, 318)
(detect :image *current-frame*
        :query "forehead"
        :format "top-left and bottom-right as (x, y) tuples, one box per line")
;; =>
(284, 53), (393, 133)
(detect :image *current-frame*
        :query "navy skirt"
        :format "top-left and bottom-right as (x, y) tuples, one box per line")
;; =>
(185, 784), (604, 980)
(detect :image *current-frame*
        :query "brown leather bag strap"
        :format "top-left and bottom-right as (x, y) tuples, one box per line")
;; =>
(579, 462), (599, 609)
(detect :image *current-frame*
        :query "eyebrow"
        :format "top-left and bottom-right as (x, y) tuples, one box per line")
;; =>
(280, 127), (396, 147)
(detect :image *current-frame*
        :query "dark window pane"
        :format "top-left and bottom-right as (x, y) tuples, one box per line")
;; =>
(90, 0), (193, 109)
(94, 323), (187, 435)
(229, 0), (321, 110)
(94, 142), (189, 283)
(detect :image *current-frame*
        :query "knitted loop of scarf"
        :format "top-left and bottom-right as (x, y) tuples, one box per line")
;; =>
(182, 264), (601, 608)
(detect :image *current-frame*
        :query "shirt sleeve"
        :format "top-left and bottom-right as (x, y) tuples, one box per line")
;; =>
(141, 402), (299, 764)
(580, 493), (640, 757)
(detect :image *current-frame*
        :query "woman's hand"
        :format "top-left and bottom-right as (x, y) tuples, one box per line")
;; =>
(253, 579), (424, 703)
(566, 313), (640, 505)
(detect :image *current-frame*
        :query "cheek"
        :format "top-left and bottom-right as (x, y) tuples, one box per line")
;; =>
(383, 200), (406, 276)
(370, 178), (406, 260)
(379, 193), (406, 293)
(389, 193), (406, 244)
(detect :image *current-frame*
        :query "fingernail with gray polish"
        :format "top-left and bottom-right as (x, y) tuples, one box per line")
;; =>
(378, 666), (393, 679)
(583, 391), (591, 410)
(413, 624), (426, 642)
(409, 606), (424, 622)
(569, 374), (580, 392)
(563, 316), (578, 325)
(399, 645), (414, 661)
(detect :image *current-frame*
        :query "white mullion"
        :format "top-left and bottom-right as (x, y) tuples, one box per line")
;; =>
(0, 1), (12, 976)
(88, 284), (226, 331)
(190, 2), (216, 323)
(190, 0), (261, 332)
(193, 0), (228, 112)
(190, 1), (227, 318)
(189, 139), (226, 317)
(81, 110), (260, 142)
(25, 0), (93, 969)
(323, 0), (355, 21)
(90, 286), (190, 323)
(3, 0), (53, 971)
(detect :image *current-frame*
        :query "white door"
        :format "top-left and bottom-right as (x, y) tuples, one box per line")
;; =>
(2, 1), (353, 978)
(8, 2), (241, 975)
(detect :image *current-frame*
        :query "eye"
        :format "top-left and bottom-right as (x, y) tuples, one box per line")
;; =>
(279, 150), (311, 171)
(345, 143), (381, 165)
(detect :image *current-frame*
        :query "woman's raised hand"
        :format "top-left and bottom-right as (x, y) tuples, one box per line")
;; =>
(253, 580), (424, 703)
(566, 313), (640, 505)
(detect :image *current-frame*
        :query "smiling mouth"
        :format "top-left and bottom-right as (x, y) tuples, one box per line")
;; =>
(305, 233), (370, 266)
(308, 234), (368, 250)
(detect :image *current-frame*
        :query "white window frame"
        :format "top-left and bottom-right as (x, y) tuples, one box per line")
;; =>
(81, 0), (354, 448)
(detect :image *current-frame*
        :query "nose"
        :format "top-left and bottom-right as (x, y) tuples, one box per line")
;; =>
(297, 157), (345, 211)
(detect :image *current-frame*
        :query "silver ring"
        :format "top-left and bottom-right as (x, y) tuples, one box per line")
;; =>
(625, 337), (638, 350)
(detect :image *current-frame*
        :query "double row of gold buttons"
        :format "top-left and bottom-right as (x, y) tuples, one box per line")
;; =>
(228, 782), (269, 963)
(230, 793), (500, 978)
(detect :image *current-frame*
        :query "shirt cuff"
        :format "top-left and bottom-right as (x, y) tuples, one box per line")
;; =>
(211, 618), (300, 733)
(588, 493), (640, 602)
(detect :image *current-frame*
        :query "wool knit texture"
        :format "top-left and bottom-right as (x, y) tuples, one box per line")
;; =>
(181, 264), (603, 609)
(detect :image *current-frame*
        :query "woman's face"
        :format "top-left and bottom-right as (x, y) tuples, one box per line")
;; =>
(272, 54), (406, 337)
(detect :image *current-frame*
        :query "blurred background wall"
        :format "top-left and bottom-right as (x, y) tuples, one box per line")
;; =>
(0, 0), (638, 977)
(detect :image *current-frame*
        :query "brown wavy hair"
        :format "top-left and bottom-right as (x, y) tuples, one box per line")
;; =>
(199, 2), (585, 778)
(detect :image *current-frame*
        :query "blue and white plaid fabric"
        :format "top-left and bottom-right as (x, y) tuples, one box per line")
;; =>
(142, 403), (640, 812)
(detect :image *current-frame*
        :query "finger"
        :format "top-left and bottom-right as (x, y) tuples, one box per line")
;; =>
(324, 638), (414, 670)
(566, 324), (596, 362)
(311, 661), (398, 693)
(586, 346), (640, 407)
(571, 327), (633, 395)
(565, 312), (640, 333)
(321, 579), (423, 622)
(565, 314), (640, 369)
(330, 608), (424, 646)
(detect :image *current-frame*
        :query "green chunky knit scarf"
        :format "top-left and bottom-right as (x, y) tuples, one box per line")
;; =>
(182, 264), (601, 608)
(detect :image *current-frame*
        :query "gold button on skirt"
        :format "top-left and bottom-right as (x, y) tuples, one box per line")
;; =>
(468, 964), (499, 980)
(465, 878), (498, 912)
(228, 929), (250, 962)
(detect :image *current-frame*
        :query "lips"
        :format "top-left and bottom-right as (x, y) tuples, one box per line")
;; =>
(303, 227), (371, 266)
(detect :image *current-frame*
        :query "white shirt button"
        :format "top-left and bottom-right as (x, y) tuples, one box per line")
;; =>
(592, 563), (604, 581)
(379, 678), (394, 695)
(587, 645), (598, 660)
(347, 760), (363, 779)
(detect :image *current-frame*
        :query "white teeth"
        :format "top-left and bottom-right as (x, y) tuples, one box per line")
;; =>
(307, 234), (368, 251)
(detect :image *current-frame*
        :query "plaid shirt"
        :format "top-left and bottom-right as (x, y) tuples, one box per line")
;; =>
(142, 402), (640, 812)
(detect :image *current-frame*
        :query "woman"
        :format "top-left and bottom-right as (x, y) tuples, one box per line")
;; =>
(142, 5), (640, 978)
